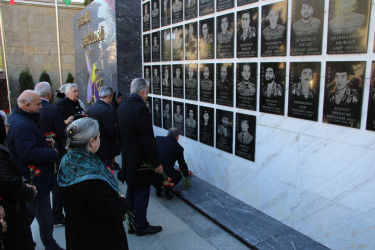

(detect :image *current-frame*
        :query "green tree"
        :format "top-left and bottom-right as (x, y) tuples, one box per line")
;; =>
(39, 70), (52, 86)
(66, 72), (75, 84)
(19, 67), (34, 93)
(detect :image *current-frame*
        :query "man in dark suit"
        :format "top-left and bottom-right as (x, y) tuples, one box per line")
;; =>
(35, 81), (67, 226)
(86, 86), (118, 169)
(117, 78), (163, 236)
(154, 127), (189, 199)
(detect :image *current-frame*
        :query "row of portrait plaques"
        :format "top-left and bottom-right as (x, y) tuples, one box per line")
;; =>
(143, 0), (374, 60)
(146, 96), (256, 161)
(146, 61), (375, 130)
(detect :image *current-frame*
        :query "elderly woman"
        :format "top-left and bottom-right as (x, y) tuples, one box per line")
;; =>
(57, 83), (85, 124)
(58, 117), (129, 250)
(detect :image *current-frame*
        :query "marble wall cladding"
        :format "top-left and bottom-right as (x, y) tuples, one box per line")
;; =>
(153, 109), (375, 248)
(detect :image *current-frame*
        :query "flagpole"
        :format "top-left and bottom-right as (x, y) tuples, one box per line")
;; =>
(55, 0), (63, 86)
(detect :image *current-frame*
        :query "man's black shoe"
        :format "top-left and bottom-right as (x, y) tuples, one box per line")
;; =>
(128, 228), (136, 234)
(136, 225), (162, 236)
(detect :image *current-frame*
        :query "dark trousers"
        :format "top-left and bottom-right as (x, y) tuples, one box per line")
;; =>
(52, 176), (64, 221)
(126, 186), (150, 231)
(32, 193), (60, 250)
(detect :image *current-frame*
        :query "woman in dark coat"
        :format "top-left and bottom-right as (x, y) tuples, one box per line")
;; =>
(57, 83), (85, 124)
(58, 117), (129, 250)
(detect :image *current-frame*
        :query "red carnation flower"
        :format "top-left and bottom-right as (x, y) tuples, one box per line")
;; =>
(34, 169), (41, 176)
(28, 165), (36, 170)
(169, 183), (175, 189)
(43, 132), (49, 137)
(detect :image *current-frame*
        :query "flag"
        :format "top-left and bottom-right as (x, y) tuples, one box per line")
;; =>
(63, 0), (71, 6)
(10, 0), (15, 5)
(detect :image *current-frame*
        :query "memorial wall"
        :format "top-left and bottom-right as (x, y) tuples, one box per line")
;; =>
(142, 0), (375, 248)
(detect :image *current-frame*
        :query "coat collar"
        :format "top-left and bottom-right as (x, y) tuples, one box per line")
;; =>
(129, 94), (144, 103)
(12, 106), (40, 124)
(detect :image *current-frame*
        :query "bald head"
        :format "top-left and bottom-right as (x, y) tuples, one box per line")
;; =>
(17, 90), (42, 113)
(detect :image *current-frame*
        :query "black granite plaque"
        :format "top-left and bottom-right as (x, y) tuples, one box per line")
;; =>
(185, 64), (198, 100)
(200, 63), (214, 103)
(152, 65), (161, 95)
(162, 65), (171, 96)
(199, 106), (214, 146)
(163, 99), (172, 129)
(290, 0), (324, 56)
(323, 61), (365, 128)
(185, 103), (198, 140)
(216, 109), (233, 153)
(151, 0), (160, 29)
(162, 29), (171, 61)
(172, 64), (184, 98)
(161, 0), (171, 27)
(216, 63), (233, 107)
(288, 62), (321, 121)
(152, 32), (160, 62)
(185, 0), (197, 20)
(237, 8), (258, 58)
(366, 62), (375, 131)
(143, 34), (151, 62)
(172, 0), (183, 23)
(143, 2), (151, 32)
(185, 22), (198, 60)
(236, 63), (257, 110)
(146, 97), (152, 115)
(199, 18), (215, 59)
(237, 0), (258, 7)
(261, 1), (288, 57)
(235, 113), (255, 161)
(153, 98), (162, 127)
(172, 26), (184, 61)
(173, 101), (184, 133)
(144, 66), (152, 93)
(199, 0), (214, 16)
(327, 0), (370, 54)
(217, 13), (234, 59)
(259, 62), (285, 115)
(217, 0), (234, 12)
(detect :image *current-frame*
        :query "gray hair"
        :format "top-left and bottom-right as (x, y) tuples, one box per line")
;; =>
(130, 78), (149, 94)
(65, 117), (99, 151)
(65, 83), (78, 95)
(0, 110), (7, 125)
(168, 127), (180, 138)
(35, 82), (51, 97)
(99, 86), (113, 98)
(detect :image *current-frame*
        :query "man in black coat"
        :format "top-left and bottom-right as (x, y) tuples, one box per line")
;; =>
(35, 81), (67, 226)
(154, 127), (190, 199)
(7, 90), (63, 250)
(87, 86), (118, 169)
(117, 78), (163, 236)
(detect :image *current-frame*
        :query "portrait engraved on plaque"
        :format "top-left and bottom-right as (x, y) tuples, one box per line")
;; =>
(235, 113), (256, 161)
(259, 62), (285, 115)
(199, 0), (214, 16)
(161, 29), (171, 61)
(216, 13), (234, 59)
(173, 101), (184, 133)
(185, 104), (198, 140)
(291, 0), (324, 56)
(185, 64), (198, 101)
(143, 2), (151, 32)
(172, 0), (183, 23)
(163, 99), (172, 130)
(238, 0), (258, 7)
(152, 32), (160, 62)
(327, 0), (370, 54)
(172, 64), (184, 98)
(288, 62), (321, 121)
(185, 0), (197, 20)
(151, 0), (160, 29)
(152, 65), (161, 95)
(237, 8), (258, 58)
(366, 62), (375, 131)
(261, 1), (288, 57)
(161, 0), (171, 27)
(323, 61), (365, 128)
(144, 66), (152, 93)
(199, 63), (214, 103)
(236, 63), (257, 110)
(172, 26), (184, 61)
(216, 109), (233, 153)
(143, 34), (151, 63)
(185, 22), (198, 60)
(153, 98), (162, 127)
(199, 18), (215, 59)
(146, 97), (152, 116)
(216, 63), (233, 107)
(217, 0), (234, 12)
(199, 106), (214, 146)
(162, 65), (171, 96)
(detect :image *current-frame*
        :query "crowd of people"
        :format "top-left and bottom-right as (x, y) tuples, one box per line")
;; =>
(0, 78), (191, 250)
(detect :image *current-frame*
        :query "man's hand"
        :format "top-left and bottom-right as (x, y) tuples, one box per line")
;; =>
(154, 165), (163, 174)
(0, 206), (4, 219)
(64, 116), (74, 125)
(0, 218), (6, 233)
(26, 184), (38, 197)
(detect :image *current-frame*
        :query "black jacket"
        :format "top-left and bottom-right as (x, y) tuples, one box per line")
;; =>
(117, 94), (160, 188)
(87, 100), (117, 162)
(57, 97), (84, 120)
